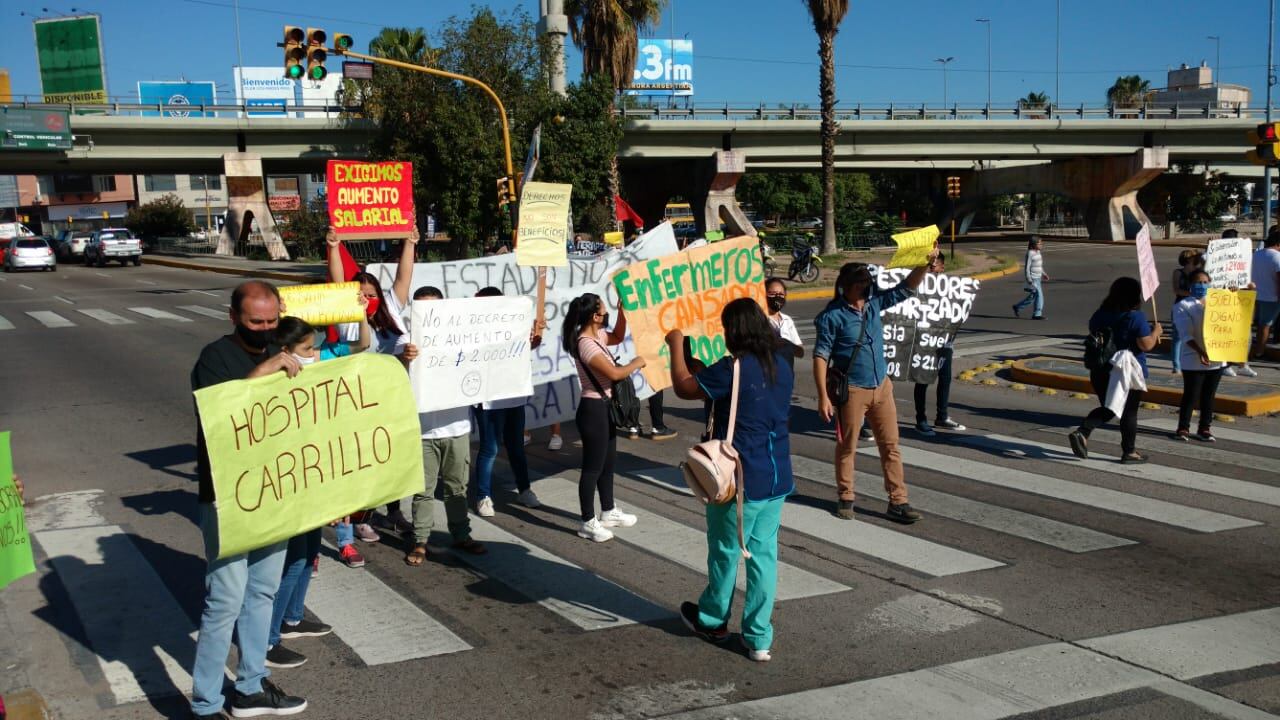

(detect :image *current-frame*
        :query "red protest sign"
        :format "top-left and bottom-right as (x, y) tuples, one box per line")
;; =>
(326, 160), (415, 240)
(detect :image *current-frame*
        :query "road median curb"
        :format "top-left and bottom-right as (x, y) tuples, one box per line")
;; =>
(143, 255), (316, 283)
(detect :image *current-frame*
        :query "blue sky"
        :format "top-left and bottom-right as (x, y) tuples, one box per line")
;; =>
(1, 0), (1275, 107)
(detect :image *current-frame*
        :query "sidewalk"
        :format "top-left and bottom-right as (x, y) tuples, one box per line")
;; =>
(142, 252), (327, 283)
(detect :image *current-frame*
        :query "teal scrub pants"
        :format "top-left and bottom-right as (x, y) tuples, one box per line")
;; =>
(697, 495), (785, 651)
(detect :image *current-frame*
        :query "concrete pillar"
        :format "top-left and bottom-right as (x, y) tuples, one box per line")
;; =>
(218, 153), (289, 260)
(975, 148), (1169, 242)
(539, 0), (569, 98)
(693, 150), (757, 239)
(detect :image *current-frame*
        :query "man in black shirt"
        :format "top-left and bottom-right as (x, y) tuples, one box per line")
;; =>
(189, 280), (307, 718)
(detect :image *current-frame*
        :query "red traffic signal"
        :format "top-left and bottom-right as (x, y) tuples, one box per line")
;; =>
(1247, 122), (1280, 165)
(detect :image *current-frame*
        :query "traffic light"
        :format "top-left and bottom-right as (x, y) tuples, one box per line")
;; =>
(283, 26), (305, 80)
(946, 176), (961, 199)
(306, 27), (328, 81)
(1247, 122), (1280, 165)
(333, 33), (354, 54)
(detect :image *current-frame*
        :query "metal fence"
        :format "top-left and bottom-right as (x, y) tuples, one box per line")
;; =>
(766, 231), (893, 252)
(619, 102), (1260, 122)
(0, 98), (361, 119)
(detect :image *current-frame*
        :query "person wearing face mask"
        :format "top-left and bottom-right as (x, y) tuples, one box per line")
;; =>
(813, 252), (938, 524)
(189, 280), (308, 719)
(765, 278), (804, 362)
(1172, 270), (1227, 442)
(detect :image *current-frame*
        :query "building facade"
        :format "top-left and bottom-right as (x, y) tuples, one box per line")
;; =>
(1150, 63), (1250, 111)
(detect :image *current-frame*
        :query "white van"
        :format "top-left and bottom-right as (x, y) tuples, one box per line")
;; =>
(0, 222), (35, 240)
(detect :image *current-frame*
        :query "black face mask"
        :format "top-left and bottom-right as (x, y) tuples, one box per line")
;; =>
(598, 312), (611, 328)
(235, 323), (275, 350)
(767, 296), (787, 313)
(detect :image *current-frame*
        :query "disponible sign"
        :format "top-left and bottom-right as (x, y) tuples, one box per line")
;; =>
(873, 266), (980, 384)
(408, 296), (535, 412)
(326, 160), (415, 240)
(34, 15), (107, 105)
(193, 353), (424, 559)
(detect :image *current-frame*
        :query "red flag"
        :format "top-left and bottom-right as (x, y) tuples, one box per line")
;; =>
(325, 242), (362, 344)
(615, 195), (646, 228)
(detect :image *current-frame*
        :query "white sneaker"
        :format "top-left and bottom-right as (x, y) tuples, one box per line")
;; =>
(1223, 366), (1238, 377)
(577, 517), (614, 542)
(516, 489), (541, 508)
(1238, 364), (1259, 377)
(522, 433), (531, 446)
(600, 507), (637, 528)
(548, 434), (563, 451)
(747, 648), (772, 662)
(477, 497), (495, 517)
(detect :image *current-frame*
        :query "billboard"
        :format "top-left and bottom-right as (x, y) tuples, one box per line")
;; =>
(33, 15), (108, 104)
(138, 81), (218, 118)
(0, 108), (73, 151)
(300, 72), (344, 118)
(628, 39), (693, 96)
(0, 69), (11, 102)
(234, 67), (298, 117)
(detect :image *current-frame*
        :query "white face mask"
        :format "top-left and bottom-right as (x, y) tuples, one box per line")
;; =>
(292, 352), (317, 366)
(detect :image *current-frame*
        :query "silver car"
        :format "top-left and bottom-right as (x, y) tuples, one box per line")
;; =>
(57, 230), (94, 260)
(4, 236), (57, 272)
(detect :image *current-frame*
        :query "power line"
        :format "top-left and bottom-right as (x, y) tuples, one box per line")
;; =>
(179, 0), (387, 28)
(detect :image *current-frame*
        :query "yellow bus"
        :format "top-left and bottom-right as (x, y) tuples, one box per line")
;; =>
(664, 202), (694, 225)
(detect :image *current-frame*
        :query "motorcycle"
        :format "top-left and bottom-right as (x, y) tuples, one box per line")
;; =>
(787, 243), (822, 283)
(758, 240), (779, 277)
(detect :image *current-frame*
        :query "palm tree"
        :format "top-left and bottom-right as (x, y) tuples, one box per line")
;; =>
(564, 0), (667, 228)
(804, 0), (850, 255)
(1106, 75), (1153, 110)
(369, 27), (433, 65)
(1021, 91), (1049, 106)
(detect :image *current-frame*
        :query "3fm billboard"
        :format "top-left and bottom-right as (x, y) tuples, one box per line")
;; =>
(138, 81), (217, 118)
(628, 39), (693, 97)
(33, 14), (108, 104)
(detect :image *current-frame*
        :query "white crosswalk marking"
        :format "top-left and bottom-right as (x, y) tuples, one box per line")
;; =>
(77, 309), (135, 326)
(663, 607), (1280, 720)
(955, 433), (1280, 508)
(534, 476), (848, 598)
(439, 503), (670, 631)
(863, 444), (1257, 532)
(626, 467), (1005, 577)
(128, 307), (192, 322)
(950, 337), (1070, 358)
(25, 310), (75, 328)
(787, 455), (1135, 553)
(304, 541), (472, 664)
(177, 304), (228, 319)
(1142, 417), (1279, 449)
(0, 314), (13, 330)
(1038, 425), (1280, 476)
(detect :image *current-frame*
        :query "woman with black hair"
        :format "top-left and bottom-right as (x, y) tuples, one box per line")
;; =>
(1068, 276), (1162, 463)
(665, 298), (794, 663)
(562, 293), (646, 542)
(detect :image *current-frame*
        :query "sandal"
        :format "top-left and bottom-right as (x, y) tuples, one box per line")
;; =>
(451, 538), (488, 555)
(1119, 452), (1148, 465)
(404, 544), (429, 567)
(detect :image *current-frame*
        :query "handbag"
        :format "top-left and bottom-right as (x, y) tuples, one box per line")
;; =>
(578, 337), (642, 431)
(825, 312), (870, 407)
(680, 359), (752, 558)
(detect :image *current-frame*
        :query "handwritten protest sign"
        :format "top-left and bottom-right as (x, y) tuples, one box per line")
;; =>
(888, 225), (941, 269)
(280, 282), (364, 325)
(613, 235), (767, 391)
(1205, 238), (1253, 289)
(1203, 289), (1256, 363)
(873, 267), (980, 384)
(194, 353), (423, 559)
(409, 296), (535, 412)
(1136, 224), (1160, 302)
(516, 182), (572, 267)
(0, 432), (36, 591)
(326, 160), (415, 240)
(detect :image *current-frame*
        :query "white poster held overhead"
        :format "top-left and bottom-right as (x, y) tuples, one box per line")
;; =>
(1204, 237), (1253, 289)
(409, 296), (535, 412)
(1135, 224), (1160, 302)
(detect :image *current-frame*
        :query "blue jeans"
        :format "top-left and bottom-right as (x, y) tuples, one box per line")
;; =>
(698, 496), (785, 652)
(335, 519), (354, 548)
(1014, 278), (1044, 316)
(1170, 308), (1183, 373)
(190, 504), (287, 716)
(268, 528), (322, 647)
(473, 406), (531, 499)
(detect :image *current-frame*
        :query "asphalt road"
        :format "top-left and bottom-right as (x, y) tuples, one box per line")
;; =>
(1, 242), (1278, 720)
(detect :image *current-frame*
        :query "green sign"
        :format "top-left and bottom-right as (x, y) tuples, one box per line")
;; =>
(34, 15), (107, 105)
(0, 108), (73, 151)
(0, 431), (37, 592)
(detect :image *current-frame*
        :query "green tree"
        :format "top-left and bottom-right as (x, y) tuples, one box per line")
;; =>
(1106, 75), (1152, 109)
(1163, 164), (1243, 234)
(538, 74), (625, 237)
(125, 194), (193, 240)
(803, 0), (851, 255)
(277, 196), (330, 260)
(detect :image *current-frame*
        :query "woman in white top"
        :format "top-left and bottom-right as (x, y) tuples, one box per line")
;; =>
(1172, 269), (1227, 442)
(1013, 236), (1048, 320)
(765, 278), (804, 361)
(560, 293), (645, 542)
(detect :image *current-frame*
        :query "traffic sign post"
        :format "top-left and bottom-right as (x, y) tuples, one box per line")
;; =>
(946, 176), (961, 259)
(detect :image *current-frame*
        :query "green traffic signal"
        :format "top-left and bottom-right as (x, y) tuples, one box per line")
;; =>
(286, 64), (304, 79)
(310, 65), (327, 81)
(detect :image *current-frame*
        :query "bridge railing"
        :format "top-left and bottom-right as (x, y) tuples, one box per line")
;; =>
(618, 102), (1260, 122)
(1, 97), (364, 119)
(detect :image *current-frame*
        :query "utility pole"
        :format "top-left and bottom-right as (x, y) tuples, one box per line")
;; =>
(976, 18), (992, 111)
(1055, 0), (1061, 105)
(935, 57), (954, 108)
(1207, 35), (1221, 87)
(1267, 1), (1276, 235)
(233, 0), (246, 107)
(539, 0), (569, 98)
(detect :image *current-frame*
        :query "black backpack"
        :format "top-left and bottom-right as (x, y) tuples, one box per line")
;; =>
(1083, 313), (1127, 371)
(578, 338), (643, 430)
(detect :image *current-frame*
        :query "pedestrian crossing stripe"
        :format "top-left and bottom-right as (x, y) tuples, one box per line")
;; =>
(1037, 425), (1280, 477)
(0, 314), (13, 330)
(955, 433), (1280, 508)
(177, 305), (228, 319)
(77, 309), (135, 325)
(25, 310), (75, 328)
(0, 305), (231, 328)
(128, 307), (192, 322)
(624, 466), (1005, 577)
(1142, 417), (1279, 449)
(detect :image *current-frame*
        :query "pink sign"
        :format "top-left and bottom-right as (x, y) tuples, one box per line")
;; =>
(1135, 224), (1160, 301)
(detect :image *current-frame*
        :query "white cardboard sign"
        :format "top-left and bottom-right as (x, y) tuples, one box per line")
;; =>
(1204, 238), (1252, 289)
(408, 296), (534, 412)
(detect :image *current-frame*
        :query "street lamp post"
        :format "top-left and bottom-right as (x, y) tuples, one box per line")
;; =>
(1207, 35), (1221, 87)
(976, 18), (992, 111)
(1055, 0), (1061, 105)
(935, 57), (955, 109)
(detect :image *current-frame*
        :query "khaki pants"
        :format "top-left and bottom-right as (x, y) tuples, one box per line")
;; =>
(835, 377), (909, 505)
